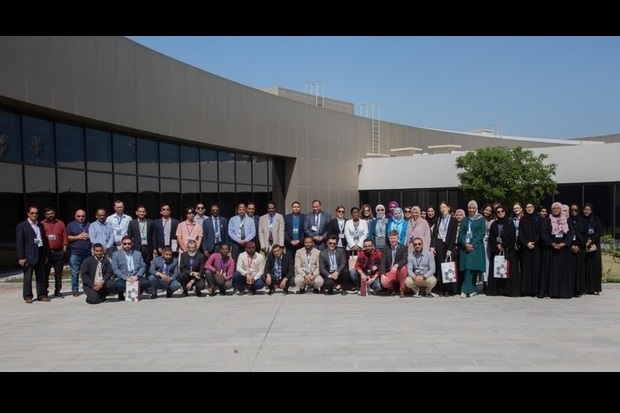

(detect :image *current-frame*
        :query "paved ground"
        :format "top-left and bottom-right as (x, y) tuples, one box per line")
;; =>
(1, 274), (619, 372)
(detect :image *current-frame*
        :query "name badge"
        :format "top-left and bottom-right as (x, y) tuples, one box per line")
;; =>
(339, 233), (345, 239)
(293, 228), (299, 234)
(48, 234), (56, 241)
(311, 225), (317, 232)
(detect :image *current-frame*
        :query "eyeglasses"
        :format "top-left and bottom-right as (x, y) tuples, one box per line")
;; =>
(161, 208), (170, 211)
(337, 210), (345, 213)
(496, 210), (505, 213)
(122, 242), (132, 246)
(29, 212), (38, 215)
(376, 208), (384, 211)
(413, 243), (422, 246)
(196, 206), (205, 210)
(327, 242), (337, 246)
(404, 210), (411, 213)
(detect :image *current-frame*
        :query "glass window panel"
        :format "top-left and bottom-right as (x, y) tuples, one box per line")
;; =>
(200, 148), (218, 182)
(22, 116), (54, 166)
(0, 109), (22, 163)
(138, 176), (159, 193)
(219, 151), (235, 183)
(182, 180), (199, 194)
(58, 169), (85, 193)
(86, 128), (112, 172)
(219, 183), (236, 218)
(160, 142), (179, 179)
(237, 184), (251, 207)
(55, 122), (85, 169)
(236, 153), (252, 184)
(0, 190), (24, 260)
(87, 171), (113, 193)
(181, 145), (200, 180)
(25, 166), (56, 194)
(59, 193), (88, 223)
(115, 174), (137, 194)
(115, 193), (137, 217)
(137, 138), (159, 176)
(253, 155), (268, 186)
(113, 133), (137, 174)
(88, 192), (113, 222)
(0, 164), (22, 193)
(253, 186), (269, 216)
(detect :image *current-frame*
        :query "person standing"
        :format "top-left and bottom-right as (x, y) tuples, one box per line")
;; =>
(457, 200), (487, 298)
(176, 207), (203, 255)
(304, 199), (331, 251)
(194, 202), (208, 227)
(539, 202), (575, 299)
(344, 206), (369, 258)
(246, 202), (262, 254)
(368, 204), (388, 249)
(88, 208), (115, 258)
(430, 202), (458, 297)
(40, 206), (68, 299)
(153, 203), (180, 258)
(16, 206), (50, 303)
(127, 204), (156, 273)
(80, 242), (116, 304)
(284, 201), (306, 259)
(66, 209), (92, 297)
(228, 203), (256, 261)
(258, 201), (285, 255)
(582, 203), (603, 295)
(106, 199), (132, 255)
(487, 205), (519, 297)
(202, 203), (228, 255)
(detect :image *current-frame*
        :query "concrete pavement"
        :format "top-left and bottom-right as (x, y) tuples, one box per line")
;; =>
(0, 278), (619, 372)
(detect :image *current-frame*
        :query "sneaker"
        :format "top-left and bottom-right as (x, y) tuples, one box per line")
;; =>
(470, 292), (477, 297)
(460, 292), (466, 299)
(412, 293), (422, 298)
(425, 293), (434, 298)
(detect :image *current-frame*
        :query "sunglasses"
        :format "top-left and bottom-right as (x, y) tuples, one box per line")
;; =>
(376, 208), (384, 211)
(122, 242), (132, 246)
(404, 210), (411, 213)
(413, 243), (422, 246)
(328, 242), (337, 246)
(337, 210), (345, 213)
(496, 210), (505, 213)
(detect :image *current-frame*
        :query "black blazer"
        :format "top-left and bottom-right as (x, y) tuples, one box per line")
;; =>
(178, 251), (206, 278)
(80, 255), (114, 289)
(318, 248), (347, 277)
(380, 242), (408, 274)
(326, 218), (348, 249)
(264, 251), (294, 281)
(430, 215), (458, 252)
(202, 215), (229, 253)
(153, 217), (180, 250)
(16, 219), (49, 265)
(127, 218), (156, 252)
(284, 213), (306, 251)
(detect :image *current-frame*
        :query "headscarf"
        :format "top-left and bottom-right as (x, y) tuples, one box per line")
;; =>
(425, 205), (438, 228)
(388, 201), (399, 219)
(375, 204), (386, 220)
(524, 202), (540, 225)
(561, 204), (570, 218)
(467, 200), (483, 220)
(375, 204), (388, 237)
(550, 202), (569, 234)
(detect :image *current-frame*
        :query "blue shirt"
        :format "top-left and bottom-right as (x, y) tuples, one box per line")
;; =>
(228, 214), (256, 243)
(88, 220), (115, 250)
(67, 220), (92, 255)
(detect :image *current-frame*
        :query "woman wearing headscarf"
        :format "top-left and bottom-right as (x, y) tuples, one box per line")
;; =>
(431, 201), (459, 297)
(369, 204), (388, 249)
(568, 203), (587, 297)
(457, 200), (487, 298)
(453, 208), (466, 292)
(518, 202), (542, 297)
(387, 207), (408, 246)
(480, 203), (496, 294)
(387, 201), (399, 220)
(405, 206), (431, 254)
(538, 202), (574, 299)
(425, 205), (438, 235)
(487, 204), (519, 297)
(582, 203), (603, 295)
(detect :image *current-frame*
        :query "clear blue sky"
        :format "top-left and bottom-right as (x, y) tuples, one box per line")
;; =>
(125, 36), (620, 140)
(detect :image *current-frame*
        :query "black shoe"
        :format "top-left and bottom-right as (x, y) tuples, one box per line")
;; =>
(267, 287), (274, 295)
(178, 291), (186, 298)
(150, 294), (158, 299)
(297, 288), (305, 295)
(248, 290), (255, 296)
(118, 293), (125, 301)
(54, 293), (64, 299)
(283, 288), (289, 295)
(326, 289), (334, 295)
(313, 288), (320, 294)
(196, 290), (203, 297)
(340, 289), (348, 296)
(219, 288), (226, 296)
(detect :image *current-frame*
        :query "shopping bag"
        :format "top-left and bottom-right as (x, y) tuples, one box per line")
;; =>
(126, 279), (141, 302)
(493, 253), (510, 278)
(348, 252), (358, 271)
(441, 257), (457, 283)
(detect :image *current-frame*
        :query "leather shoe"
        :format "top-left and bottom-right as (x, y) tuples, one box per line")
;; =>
(267, 287), (274, 295)
(54, 293), (64, 299)
(39, 296), (51, 302)
(297, 288), (305, 295)
(219, 288), (227, 296)
(72, 291), (79, 297)
(24, 298), (33, 304)
(283, 288), (288, 295)
(399, 291), (406, 298)
(196, 290), (203, 297)
(150, 294), (158, 299)
(117, 293), (125, 301)
(340, 289), (348, 296)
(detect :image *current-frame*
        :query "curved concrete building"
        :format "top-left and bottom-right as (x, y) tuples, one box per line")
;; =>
(1, 36), (618, 269)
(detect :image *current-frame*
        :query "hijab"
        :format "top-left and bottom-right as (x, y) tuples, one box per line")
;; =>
(388, 201), (399, 219)
(467, 200), (483, 220)
(550, 201), (569, 234)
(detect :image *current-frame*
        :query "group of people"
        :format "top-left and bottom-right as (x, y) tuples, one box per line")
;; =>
(15, 197), (604, 304)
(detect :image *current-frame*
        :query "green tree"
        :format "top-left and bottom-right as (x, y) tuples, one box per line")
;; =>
(455, 146), (558, 206)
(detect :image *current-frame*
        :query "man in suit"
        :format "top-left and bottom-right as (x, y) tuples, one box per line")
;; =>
(202, 203), (228, 255)
(304, 199), (331, 251)
(284, 201), (306, 259)
(111, 235), (150, 301)
(80, 242), (116, 304)
(177, 240), (206, 297)
(294, 235), (323, 294)
(379, 230), (409, 295)
(258, 201), (285, 255)
(319, 235), (350, 295)
(153, 203), (180, 258)
(16, 206), (50, 303)
(147, 246), (180, 299)
(263, 243), (294, 295)
(126, 204), (156, 273)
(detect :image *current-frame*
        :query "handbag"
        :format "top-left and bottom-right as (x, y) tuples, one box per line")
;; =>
(126, 279), (141, 302)
(440, 256), (457, 283)
(493, 252), (510, 278)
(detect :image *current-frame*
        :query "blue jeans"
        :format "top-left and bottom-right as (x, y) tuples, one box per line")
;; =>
(233, 271), (266, 293)
(70, 253), (90, 292)
(349, 269), (383, 293)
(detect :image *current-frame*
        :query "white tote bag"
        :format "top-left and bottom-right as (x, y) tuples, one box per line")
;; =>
(493, 253), (510, 279)
(441, 257), (457, 283)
